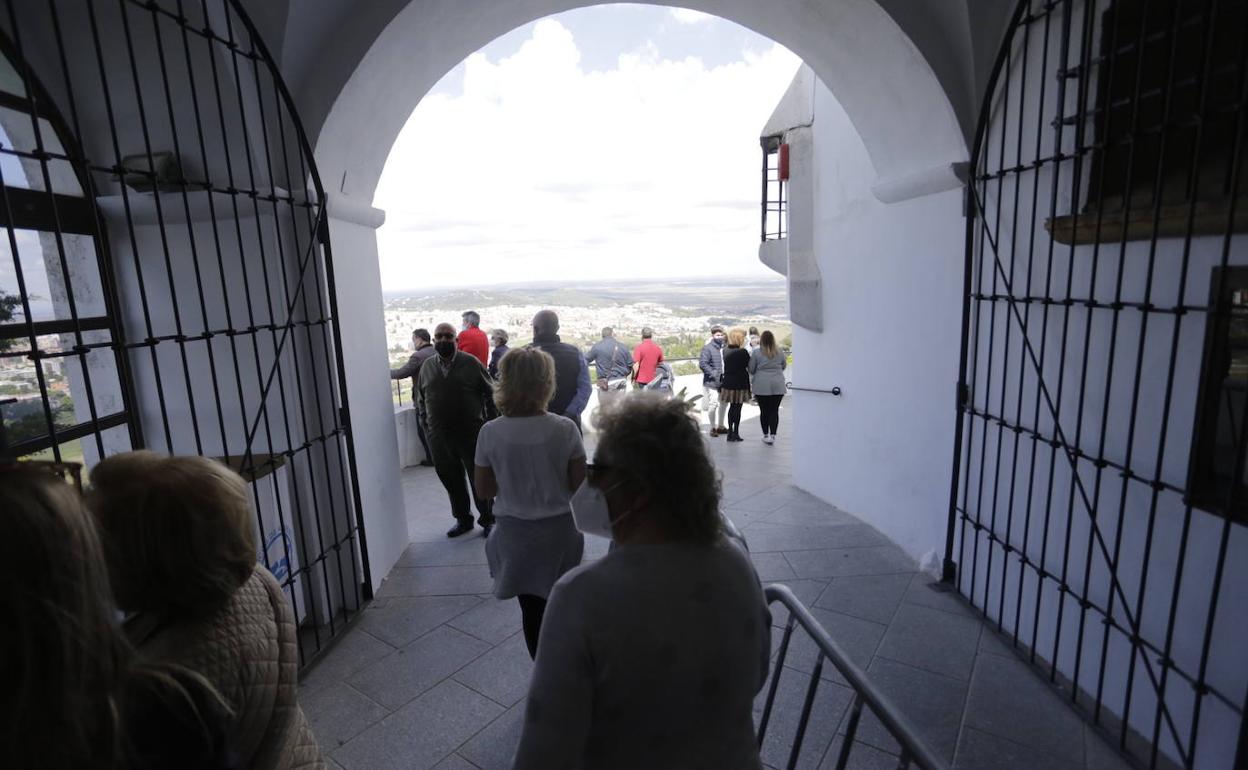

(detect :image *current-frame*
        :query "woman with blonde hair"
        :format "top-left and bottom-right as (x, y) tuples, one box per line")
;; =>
(88, 451), (324, 770)
(1, 462), (233, 770)
(748, 330), (788, 444)
(474, 346), (587, 658)
(719, 327), (753, 442)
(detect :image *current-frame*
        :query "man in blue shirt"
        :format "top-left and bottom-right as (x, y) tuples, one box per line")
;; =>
(585, 327), (633, 406)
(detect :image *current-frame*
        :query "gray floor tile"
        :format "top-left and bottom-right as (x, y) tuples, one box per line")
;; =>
(355, 594), (483, 648)
(332, 680), (504, 770)
(902, 573), (978, 618)
(819, 736), (901, 770)
(768, 579), (830, 629)
(458, 700), (526, 770)
(375, 565), (496, 598)
(1084, 725), (1133, 770)
(763, 504), (860, 529)
(722, 480), (779, 506)
(446, 596), (523, 644)
(963, 653), (1087, 764)
(744, 522), (892, 553)
(724, 507), (778, 529)
(430, 754), (480, 770)
(814, 573), (914, 625)
(756, 665), (855, 770)
(398, 539), (490, 567)
(954, 727), (1082, 770)
(977, 623), (1022, 659)
(732, 486), (796, 512)
(781, 608), (886, 687)
(301, 683), (389, 749)
(783, 546), (916, 579)
(853, 657), (967, 762)
(299, 629), (395, 696)
(583, 533), (612, 560)
(875, 603), (981, 681)
(454, 631), (535, 707)
(752, 551), (799, 581)
(348, 625), (493, 709)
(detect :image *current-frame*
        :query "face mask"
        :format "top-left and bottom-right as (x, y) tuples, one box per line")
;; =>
(713, 336), (725, 346)
(435, 340), (456, 357)
(571, 479), (628, 539)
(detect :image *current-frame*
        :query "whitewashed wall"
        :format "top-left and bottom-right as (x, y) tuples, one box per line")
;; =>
(785, 78), (966, 570)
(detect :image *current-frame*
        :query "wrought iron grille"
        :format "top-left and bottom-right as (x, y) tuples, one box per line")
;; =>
(0, 0), (368, 669)
(946, 0), (1247, 767)
(761, 133), (787, 242)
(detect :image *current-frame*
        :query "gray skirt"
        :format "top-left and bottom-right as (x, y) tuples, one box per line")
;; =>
(485, 513), (585, 600)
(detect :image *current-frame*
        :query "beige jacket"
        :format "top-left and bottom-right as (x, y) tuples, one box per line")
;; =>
(127, 567), (324, 770)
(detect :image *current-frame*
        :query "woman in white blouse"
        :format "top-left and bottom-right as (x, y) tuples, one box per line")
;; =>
(474, 346), (587, 659)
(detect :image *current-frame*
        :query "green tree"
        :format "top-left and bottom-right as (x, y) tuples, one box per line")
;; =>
(0, 291), (20, 352)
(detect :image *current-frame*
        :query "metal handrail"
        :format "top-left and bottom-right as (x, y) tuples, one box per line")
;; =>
(759, 584), (948, 770)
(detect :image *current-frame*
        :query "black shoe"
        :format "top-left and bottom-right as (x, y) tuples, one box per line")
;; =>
(446, 521), (474, 538)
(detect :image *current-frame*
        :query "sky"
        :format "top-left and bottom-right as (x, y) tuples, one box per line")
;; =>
(373, 5), (800, 292)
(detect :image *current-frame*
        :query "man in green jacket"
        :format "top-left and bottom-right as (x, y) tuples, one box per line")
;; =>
(417, 323), (496, 537)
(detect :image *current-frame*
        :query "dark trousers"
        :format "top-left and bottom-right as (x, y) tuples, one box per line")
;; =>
(727, 402), (743, 434)
(415, 410), (433, 462)
(429, 426), (493, 526)
(757, 394), (784, 435)
(518, 594), (547, 659)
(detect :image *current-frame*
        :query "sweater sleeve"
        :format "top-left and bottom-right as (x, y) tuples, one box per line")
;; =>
(512, 579), (594, 770)
(390, 352), (421, 380)
(565, 355), (592, 417)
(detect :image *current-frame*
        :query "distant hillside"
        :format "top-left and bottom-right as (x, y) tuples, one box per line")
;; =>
(384, 279), (788, 319)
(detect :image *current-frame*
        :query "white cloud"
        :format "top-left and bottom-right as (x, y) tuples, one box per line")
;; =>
(374, 18), (800, 290)
(669, 8), (714, 24)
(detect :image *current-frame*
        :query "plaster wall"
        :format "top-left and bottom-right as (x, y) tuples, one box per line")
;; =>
(323, 207), (408, 593)
(787, 80), (966, 569)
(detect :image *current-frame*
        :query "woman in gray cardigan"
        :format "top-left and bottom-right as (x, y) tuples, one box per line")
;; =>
(512, 396), (771, 770)
(748, 330), (787, 444)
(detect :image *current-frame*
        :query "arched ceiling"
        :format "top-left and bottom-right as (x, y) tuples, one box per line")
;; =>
(251, 0), (1015, 202)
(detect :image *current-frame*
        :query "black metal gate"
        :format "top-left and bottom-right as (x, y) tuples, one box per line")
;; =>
(946, 0), (1247, 767)
(0, 0), (368, 669)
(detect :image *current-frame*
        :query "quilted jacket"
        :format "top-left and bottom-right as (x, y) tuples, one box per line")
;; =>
(126, 566), (325, 770)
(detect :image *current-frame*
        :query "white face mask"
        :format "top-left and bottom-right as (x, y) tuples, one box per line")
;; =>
(570, 479), (627, 539)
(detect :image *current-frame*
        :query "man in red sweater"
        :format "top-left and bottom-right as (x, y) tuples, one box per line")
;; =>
(457, 310), (489, 367)
(631, 326), (664, 388)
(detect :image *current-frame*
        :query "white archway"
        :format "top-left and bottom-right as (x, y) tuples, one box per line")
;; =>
(301, 0), (986, 588)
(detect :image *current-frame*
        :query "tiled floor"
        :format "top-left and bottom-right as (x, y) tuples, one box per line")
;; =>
(300, 405), (1133, 770)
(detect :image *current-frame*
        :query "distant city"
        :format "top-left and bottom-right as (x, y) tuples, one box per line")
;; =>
(382, 279), (792, 358)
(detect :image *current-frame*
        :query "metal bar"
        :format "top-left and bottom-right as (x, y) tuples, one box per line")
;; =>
(756, 615), (795, 745)
(82, 0), (176, 451)
(763, 585), (948, 770)
(226, 0), (372, 607)
(143, 0), (232, 459)
(833, 695), (864, 770)
(786, 654), (824, 770)
(115, 0), (205, 455)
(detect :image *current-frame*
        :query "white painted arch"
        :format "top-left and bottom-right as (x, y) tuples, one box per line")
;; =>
(309, 0), (973, 205)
